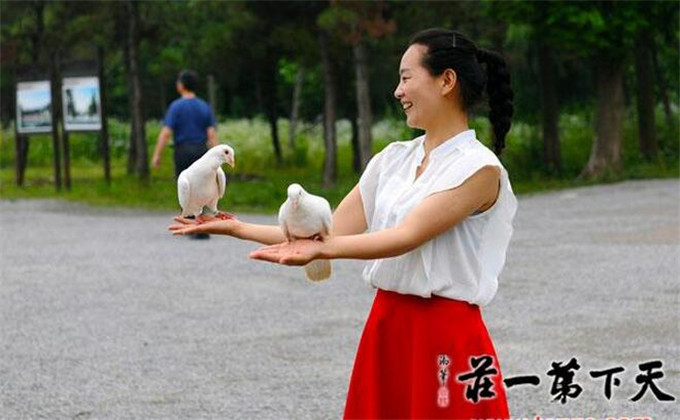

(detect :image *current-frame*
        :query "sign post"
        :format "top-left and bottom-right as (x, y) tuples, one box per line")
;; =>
(14, 49), (111, 189)
(15, 76), (58, 189)
(97, 47), (111, 184)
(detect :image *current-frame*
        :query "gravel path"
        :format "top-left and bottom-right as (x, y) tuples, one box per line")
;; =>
(1, 179), (678, 419)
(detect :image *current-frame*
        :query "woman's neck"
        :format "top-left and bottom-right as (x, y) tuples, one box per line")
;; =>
(181, 92), (196, 99)
(423, 110), (469, 154)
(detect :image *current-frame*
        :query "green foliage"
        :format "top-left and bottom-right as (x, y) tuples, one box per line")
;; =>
(1, 111), (677, 213)
(1, 0), (678, 208)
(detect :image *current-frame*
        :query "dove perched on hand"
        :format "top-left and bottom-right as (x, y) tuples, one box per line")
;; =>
(278, 183), (333, 282)
(177, 144), (235, 222)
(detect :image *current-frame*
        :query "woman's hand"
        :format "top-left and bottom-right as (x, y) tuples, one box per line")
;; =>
(249, 238), (326, 266)
(168, 216), (240, 236)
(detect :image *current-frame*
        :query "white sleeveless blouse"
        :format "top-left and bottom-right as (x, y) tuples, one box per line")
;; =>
(358, 129), (517, 306)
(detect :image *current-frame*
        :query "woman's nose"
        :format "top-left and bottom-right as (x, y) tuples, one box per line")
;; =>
(394, 85), (403, 100)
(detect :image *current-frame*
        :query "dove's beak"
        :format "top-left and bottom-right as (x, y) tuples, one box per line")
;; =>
(226, 156), (235, 168)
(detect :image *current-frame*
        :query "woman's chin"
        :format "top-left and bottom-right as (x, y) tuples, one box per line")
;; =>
(405, 115), (422, 130)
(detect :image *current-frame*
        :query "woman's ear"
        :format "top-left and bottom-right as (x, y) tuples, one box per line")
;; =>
(440, 69), (457, 96)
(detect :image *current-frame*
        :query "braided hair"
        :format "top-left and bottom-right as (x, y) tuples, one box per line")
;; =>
(409, 28), (514, 155)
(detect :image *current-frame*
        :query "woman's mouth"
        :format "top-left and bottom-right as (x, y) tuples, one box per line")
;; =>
(402, 102), (413, 112)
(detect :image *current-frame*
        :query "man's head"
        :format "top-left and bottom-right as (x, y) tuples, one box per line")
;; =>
(176, 70), (198, 93)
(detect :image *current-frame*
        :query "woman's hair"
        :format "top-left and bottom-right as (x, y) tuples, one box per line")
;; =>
(409, 28), (514, 155)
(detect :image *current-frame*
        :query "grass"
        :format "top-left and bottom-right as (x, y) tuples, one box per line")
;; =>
(0, 110), (677, 214)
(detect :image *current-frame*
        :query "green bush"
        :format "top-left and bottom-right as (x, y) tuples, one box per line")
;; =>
(0, 107), (677, 213)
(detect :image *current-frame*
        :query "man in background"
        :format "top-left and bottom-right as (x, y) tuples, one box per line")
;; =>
(152, 69), (218, 176)
(152, 70), (218, 239)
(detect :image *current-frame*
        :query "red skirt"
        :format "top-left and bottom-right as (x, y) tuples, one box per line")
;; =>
(343, 289), (510, 420)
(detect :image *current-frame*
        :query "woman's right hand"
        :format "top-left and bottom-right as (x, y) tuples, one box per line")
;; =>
(168, 216), (241, 236)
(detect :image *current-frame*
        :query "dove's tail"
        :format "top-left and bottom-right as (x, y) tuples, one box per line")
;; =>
(304, 260), (332, 282)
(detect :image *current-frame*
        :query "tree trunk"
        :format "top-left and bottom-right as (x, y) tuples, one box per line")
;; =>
(264, 60), (282, 165)
(126, 0), (148, 179)
(350, 117), (360, 174)
(537, 42), (561, 173)
(353, 39), (373, 172)
(49, 52), (62, 191)
(581, 56), (624, 179)
(650, 39), (672, 129)
(208, 74), (217, 111)
(289, 67), (304, 150)
(159, 82), (166, 118)
(319, 30), (337, 189)
(634, 33), (658, 160)
(123, 16), (136, 175)
(14, 134), (28, 187)
(268, 112), (282, 165)
(98, 47), (111, 185)
(30, 1), (45, 66)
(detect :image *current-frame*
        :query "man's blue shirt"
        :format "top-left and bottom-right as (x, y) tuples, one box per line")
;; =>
(163, 97), (215, 144)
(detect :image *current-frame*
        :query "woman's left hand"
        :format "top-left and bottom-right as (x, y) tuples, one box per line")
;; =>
(249, 239), (326, 266)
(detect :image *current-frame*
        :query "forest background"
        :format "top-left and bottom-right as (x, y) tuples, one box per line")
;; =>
(0, 0), (678, 213)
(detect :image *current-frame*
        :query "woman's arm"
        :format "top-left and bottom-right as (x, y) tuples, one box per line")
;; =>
(169, 217), (286, 245)
(324, 165), (500, 259)
(169, 182), (368, 244)
(250, 166), (500, 265)
(331, 184), (368, 236)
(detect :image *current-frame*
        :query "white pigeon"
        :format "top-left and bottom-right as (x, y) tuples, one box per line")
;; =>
(278, 183), (333, 282)
(177, 144), (235, 222)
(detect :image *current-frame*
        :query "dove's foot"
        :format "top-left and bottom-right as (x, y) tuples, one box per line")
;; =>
(196, 214), (216, 224)
(196, 212), (234, 224)
(215, 211), (235, 220)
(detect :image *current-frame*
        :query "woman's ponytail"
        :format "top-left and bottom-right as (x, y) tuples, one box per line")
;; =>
(410, 29), (514, 156)
(476, 48), (514, 155)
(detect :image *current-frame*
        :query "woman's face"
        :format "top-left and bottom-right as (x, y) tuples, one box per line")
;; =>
(394, 44), (446, 130)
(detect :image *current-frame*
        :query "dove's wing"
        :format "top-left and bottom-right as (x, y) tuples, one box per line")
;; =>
(320, 199), (332, 236)
(216, 166), (227, 198)
(303, 194), (333, 281)
(307, 194), (333, 237)
(177, 172), (191, 214)
(321, 213), (332, 236)
(278, 200), (292, 241)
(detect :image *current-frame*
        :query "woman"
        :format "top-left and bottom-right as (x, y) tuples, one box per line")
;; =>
(170, 28), (516, 419)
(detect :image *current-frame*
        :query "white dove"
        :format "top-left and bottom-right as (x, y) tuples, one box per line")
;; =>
(278, 183), (333, 282)
(177, 144), (235, 222)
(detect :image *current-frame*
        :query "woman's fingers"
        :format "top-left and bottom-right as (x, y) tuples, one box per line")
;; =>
(173, 216), (198, 225)
(168, 223), (193, 231)
(256, 243), (285, 252)
(279, 255), (308, 266)
(249, 249), (282, 263)
(168, 225), (199, 235)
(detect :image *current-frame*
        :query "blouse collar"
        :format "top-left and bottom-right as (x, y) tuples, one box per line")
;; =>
(416, 129), (477, 160)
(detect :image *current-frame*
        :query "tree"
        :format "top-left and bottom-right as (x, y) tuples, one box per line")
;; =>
(572, 2), (640, 179)
(122, 0), (148, 179)
(318, 28), (338, 188)
(634, 30), (658, 161)
(319, 1), (395, 173)
(632, 2), (679, 161)
(497, 2), (647, 178)
(489, 2), (566, 173)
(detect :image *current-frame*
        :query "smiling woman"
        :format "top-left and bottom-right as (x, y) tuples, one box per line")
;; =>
(170, 27), (516, 420)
